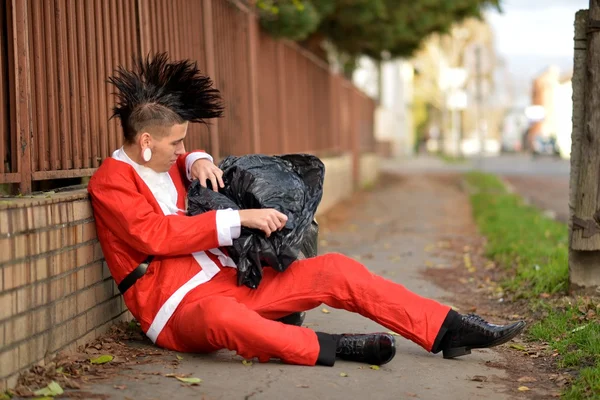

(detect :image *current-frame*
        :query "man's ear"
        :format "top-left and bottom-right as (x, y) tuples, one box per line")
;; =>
(139, 132), (152, 147)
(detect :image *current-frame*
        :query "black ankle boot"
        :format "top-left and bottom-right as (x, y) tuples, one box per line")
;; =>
(441, 314), (526, 359)
(335, 333), (396, 365)
(276, 312), (306, 327)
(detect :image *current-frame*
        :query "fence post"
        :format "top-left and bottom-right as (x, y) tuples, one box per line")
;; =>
(350, 89), (360, 188)
(202, 0), (220, 160)
(8, 0), (32, 194)
(277, 42), (289, 154)
(247, 12), (261, 153)
(329, 73), (339, 154)
(137, 0), (150, 57)
(569, 9), (600, 288)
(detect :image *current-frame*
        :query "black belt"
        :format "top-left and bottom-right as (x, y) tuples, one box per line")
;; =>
(118, 256), (154, 294)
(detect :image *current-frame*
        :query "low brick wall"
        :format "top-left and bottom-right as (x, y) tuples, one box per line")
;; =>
(0, 193), (131, 390)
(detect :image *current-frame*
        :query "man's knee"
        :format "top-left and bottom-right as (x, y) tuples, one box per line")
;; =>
(192, 297), (242, 327)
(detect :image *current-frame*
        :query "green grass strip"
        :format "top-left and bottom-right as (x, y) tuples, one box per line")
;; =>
(465, 171), (599, 399)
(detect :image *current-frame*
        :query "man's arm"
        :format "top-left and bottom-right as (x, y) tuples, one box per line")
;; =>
(177, 150), (213, 187)
(89, 176), (239, 256)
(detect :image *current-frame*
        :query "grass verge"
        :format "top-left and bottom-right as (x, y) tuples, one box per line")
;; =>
(465, 171), (600, 399)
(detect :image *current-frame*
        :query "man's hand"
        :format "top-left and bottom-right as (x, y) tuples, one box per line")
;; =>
(239, 209), (288, 237)
(191, 159), (224, 192)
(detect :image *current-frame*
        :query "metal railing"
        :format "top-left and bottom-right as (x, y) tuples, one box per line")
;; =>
(0, 0), (376, 194)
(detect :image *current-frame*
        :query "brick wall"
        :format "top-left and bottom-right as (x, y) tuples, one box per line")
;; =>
(0, 190), (131, 391)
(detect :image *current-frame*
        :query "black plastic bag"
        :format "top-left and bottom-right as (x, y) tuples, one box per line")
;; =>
(187, 154), (325, 288)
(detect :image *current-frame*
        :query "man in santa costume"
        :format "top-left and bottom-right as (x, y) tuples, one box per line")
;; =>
(87, 53), (525, 367)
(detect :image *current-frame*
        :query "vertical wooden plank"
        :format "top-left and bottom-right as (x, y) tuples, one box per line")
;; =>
(116, 0), (126, 65)
(8, 0), (33, 193)
(350, 88), (359, 188)
(137, 0), (150, 57)
(66, 0), (81, 169)
(30, 0), (48, 171)
(149, 0), (158, 52)
(0, 0), (6, 174)
(131, 0), (152, 56)
(246, 13), (260, 153)
(160, 0), (169, 51)
(276, 41), (288, 154)
(75, 0), (90, 168)
(329, 73), (338, 154)
(55, 0), (72, 170)
(85, 0), (100, 167)
(202, 0), (219, 159)
(25, 0), (35, 172)
(43, 0), (59, 170)
(94, 0), (108, 160)
(100, 0), (111, 158)
(108, 0), (119, 152)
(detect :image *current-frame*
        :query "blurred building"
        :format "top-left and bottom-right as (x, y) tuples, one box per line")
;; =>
(353, 58), (415, 157)
(410, 18), (505, 156)
(528, 66), (572, 158)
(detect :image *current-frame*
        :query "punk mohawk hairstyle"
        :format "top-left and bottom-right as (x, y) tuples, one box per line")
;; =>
(108, 52), (224, 143)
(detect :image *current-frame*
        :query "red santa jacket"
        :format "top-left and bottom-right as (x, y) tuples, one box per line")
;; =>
(88, 149), (239, 342)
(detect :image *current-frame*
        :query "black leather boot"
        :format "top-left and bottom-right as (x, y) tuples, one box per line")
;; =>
(441, 314), (526, 359)
(276, 312), (306, 327)
(335, 333), (396, 365)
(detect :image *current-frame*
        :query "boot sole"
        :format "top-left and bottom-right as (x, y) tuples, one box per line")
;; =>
(442, 321), (526, 359)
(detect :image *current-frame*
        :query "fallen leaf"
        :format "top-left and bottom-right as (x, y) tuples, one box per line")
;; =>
(518, 386), (530, 391)
(176, 355), (184, 360)
(540, 293), (551, 298)
(471, 376), (487, 382)
(242, 360), (253, 366)
(370, 365), (380, 370)
(509, 344), (526, 351)
(114, 385), (127, 390)
(175, 376), (202, 385)
(339, 372), (348, 377)
(33, 381), (64, 397)
(90, 355), (113, 364)
(321, 308), (331, 314)
(517, 376), (537, 383)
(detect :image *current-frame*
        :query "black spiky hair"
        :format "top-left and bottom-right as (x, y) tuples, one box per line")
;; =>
(108, 52), (224, 142)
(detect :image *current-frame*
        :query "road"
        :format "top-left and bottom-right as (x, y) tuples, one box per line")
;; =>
(383, 154), (570, 223)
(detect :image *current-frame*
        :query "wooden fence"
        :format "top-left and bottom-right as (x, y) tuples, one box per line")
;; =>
(0, 0), (376, 194)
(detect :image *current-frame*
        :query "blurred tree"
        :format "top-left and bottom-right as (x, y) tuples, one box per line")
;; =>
(255, 0), (501, 62)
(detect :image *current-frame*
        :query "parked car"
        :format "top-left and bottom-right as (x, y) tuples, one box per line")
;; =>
(532, 135), (560, 157)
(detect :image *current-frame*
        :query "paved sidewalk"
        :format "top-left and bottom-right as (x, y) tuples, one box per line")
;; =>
(67, 169), (519, 400)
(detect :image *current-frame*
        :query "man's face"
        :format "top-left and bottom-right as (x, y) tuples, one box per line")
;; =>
(144, 122), (188, 173)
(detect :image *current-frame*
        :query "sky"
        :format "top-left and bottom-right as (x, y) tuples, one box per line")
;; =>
(485, 0), (589, 106)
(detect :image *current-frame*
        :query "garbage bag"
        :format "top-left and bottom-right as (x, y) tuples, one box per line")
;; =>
(187, 154), (325, 288)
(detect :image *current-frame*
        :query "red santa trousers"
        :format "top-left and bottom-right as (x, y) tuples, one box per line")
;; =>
(155, 253), (451, 365)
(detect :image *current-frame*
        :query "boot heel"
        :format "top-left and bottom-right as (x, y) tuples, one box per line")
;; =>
(443, 346), (471, 359)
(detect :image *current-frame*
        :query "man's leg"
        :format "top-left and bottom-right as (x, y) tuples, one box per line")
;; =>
(240, 253), (451, 352)
(158, 294), (330, 365)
